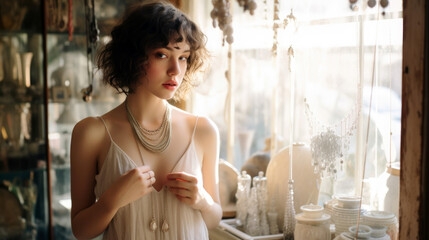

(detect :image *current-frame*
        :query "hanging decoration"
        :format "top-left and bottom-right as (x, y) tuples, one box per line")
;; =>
(379, 0), (389, 15)
(46, 0), (73, 40)
(283, 37), (297, 240)
(82, 0), (99, 102)
(263, 0), (268, 20)
(271, 0), (293, 57)
(270, 4), (299, 236)
(68, 0), (73, 41)
(304, 97), (360, 178)
(210, 0), (257, 164)
(270, 1), (296, 155)
(303, 8), (361, 176)
(210, 0), (257, 46)
(47, 0), (68, 31)
(349, 0), (390, 15)
(349, 0), (359, 11)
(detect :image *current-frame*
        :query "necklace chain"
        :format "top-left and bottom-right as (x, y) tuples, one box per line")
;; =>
(133, 134), (169, 233)
(125, 100), (171, 153)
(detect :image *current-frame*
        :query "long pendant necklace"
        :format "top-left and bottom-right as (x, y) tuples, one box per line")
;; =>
(125, 100), (171, 153)
(133, 134), (170, 233)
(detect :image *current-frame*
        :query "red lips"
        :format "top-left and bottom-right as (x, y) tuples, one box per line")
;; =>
(162, 79), (178, 90)
(163, 79), (178, 86)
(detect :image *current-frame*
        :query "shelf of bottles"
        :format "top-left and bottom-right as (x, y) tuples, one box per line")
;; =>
(0, 1), (49, 239)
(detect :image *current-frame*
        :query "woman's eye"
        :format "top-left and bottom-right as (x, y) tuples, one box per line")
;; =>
(179, 56), (189, 61)
(155, 53), (167, 58)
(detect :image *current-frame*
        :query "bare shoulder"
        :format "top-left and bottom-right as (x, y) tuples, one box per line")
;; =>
(71, 117), (107, 156)
(195, 116), (219, 137)
(193, 116), (219, 152)
(72, 117), (105, 141)
(171, 106), (219, 141)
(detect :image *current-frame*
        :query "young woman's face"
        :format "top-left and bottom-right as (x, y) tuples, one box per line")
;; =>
(141, 41), (191, 100)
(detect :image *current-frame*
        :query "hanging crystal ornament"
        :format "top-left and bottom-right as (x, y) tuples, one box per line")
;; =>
(235, 171), (251, 226)
(309, 128), (341, 177)
(304, 97), (360, 179)
(246, 186), (261, 236)
(283, 179), (296, 240)
(253, 171), (269, 235)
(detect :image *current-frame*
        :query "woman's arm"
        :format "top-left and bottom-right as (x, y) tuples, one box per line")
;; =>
(70, 117), (155, 239)
(198, 117), (222, 229)
(166, 117), (222, 229)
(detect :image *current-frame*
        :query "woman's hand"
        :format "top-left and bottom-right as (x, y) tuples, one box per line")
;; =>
(108, 165), (156, 209)
(166, 172), (213, 211)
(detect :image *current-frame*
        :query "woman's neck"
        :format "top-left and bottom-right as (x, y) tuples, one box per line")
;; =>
(125, 94), (168, 124)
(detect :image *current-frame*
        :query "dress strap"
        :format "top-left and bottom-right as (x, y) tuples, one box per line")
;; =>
(98, 116), (113, 141)
(192, 116), (199, 138)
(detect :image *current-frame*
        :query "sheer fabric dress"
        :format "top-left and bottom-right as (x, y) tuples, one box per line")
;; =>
(95, 117), (208, 240)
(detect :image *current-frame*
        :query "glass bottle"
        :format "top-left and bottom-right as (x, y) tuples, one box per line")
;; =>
(253, 171), (269, 235)
(236, 170), (251, 226)
(283, 179), (296, 240)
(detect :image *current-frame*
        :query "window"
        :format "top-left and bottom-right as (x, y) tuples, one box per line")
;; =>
(189, 0), (402, 218)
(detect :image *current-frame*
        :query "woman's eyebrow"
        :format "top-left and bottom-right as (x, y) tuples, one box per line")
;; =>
(165, 46), (191, 52)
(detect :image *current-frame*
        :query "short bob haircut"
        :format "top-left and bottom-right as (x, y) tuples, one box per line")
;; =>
(97, 0), (208, 101)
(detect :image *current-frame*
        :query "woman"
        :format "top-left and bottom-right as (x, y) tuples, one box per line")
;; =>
(70, 1), (222, 239)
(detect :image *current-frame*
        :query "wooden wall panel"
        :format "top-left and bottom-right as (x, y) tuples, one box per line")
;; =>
(400, 0), (426, 239)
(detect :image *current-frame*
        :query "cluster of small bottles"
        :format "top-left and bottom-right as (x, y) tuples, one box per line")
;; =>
(235, 171), (280, 236)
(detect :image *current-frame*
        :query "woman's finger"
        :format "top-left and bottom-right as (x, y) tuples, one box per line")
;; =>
(146, 176), (156, 185)
(169, 187), (192, 198)
(167, 172), (198, 183)
(136, 165), (152, 173)
(166, 178), (193, 189)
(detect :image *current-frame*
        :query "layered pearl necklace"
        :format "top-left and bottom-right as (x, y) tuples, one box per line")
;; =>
(126, 99), (171, 233)
(125, 100), (171, 153)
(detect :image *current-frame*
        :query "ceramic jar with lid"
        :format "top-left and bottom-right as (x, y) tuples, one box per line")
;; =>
(294, 204), (331, 240)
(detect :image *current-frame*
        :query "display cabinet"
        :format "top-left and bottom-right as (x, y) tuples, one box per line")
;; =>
(46, 0), (128, 238)
(0, 1), (49, 239)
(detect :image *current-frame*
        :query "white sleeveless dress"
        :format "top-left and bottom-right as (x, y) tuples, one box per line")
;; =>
(95, 117), (209, 240)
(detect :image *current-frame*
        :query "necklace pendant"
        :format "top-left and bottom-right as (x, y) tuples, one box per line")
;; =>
(149, 217), (158, 231)
(161, 219), (169, 232)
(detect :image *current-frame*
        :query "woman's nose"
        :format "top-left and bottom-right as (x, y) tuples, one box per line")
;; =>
(167, 59), (181, 76)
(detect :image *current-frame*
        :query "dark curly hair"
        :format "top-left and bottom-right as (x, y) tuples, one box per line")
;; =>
(97, 0), (208, 101)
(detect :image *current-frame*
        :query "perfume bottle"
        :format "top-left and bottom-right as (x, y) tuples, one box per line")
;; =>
(253, 171), (269, 235)
(246, 186), (261, 236)
(283, 179), (296, 240)
(236, 170), (251, 226)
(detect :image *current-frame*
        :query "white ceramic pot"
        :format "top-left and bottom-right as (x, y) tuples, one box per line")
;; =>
(294, 212), (331, 240)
